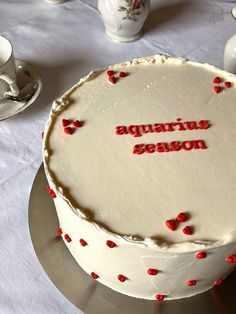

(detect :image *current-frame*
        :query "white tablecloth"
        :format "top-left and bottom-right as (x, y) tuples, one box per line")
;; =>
(0, 0), (235, 313)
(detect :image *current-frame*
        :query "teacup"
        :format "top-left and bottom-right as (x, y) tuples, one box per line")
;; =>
(0, 36), (19, 102)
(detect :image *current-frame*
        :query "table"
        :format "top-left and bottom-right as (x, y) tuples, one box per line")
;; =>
(0, 0), (235, 313)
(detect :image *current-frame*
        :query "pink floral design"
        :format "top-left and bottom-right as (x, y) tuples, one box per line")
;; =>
(119, 0), (146, 21)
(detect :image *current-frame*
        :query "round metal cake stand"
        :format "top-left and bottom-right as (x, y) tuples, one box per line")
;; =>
(29, 164), (236, 314)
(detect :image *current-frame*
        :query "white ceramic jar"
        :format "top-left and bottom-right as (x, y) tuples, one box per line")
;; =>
(224, 34), (236, 74)
(98, 0), (150, 42)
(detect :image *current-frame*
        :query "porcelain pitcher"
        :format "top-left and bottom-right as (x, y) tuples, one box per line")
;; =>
(98, 0), (150, 42)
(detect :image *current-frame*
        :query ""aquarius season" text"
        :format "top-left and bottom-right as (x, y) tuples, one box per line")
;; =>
(115, 118), (210, 155)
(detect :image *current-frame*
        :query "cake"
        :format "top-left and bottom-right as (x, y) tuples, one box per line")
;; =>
(43, 55), (236, 301)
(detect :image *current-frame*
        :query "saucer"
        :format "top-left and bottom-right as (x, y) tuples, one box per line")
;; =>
(0, 59), (42, 121)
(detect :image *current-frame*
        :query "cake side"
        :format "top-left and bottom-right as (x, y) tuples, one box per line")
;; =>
(51, 194), (235, 300)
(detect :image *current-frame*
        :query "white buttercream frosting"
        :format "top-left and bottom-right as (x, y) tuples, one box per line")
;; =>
(43, 55), (236, 300)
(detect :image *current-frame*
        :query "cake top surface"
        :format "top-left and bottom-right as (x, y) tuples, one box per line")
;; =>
(44, 55), (236, 246)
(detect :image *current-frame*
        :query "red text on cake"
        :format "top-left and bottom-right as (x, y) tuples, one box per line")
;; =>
(115, 119), (210, 138)
(133, 140), (207, 155)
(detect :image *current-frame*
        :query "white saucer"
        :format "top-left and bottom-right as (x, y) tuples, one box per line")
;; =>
(0, 59), (42, 121)
(232, 6), (236, 20)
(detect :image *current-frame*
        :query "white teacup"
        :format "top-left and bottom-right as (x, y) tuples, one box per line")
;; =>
(0, 36), (19, 102)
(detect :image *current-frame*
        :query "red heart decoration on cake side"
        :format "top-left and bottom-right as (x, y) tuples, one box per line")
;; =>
(46, 185), (56, 198)
(182, 226), (193, 235)
(165, 219), (177, 231)
(195, 251), (207, 259)
(214, 279), (223, 286)
(176, 212), (188, 222)
(50, 190), (56, 198)
(147, 268), (158, 276)
(155, 294), (165, 302)
(91, 272), (99, 279)
(187, 280), (197, 286)
(118, 274), (127, 282)
(57, 228), (63, 235)
(226, 255), (235, 264)
(64, 234), (72, 242)
(106, 240), (117, 248)
(80, 239), (88, 247)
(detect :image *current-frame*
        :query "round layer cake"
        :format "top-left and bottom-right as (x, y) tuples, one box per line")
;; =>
(43, 55), (236, 301)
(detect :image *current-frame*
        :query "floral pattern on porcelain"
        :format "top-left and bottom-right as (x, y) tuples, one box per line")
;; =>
(119, 0), (146, 21)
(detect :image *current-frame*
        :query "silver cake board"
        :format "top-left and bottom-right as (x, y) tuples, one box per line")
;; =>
(28, 164), (236, 314)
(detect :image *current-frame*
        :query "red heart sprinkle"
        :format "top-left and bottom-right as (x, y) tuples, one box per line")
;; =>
(80, 239), (87, 247)
(62, 119), (71, 127)
(182, 226), (193, 235)
(57, 228), (63, 235)
(107, 70), (114, 77)
(72, 120), (81, 128)
(156, 294), (165, 302)
(187, 280), (197, 286)
(147, 268), (158, 276)
(214, 279), (223, 286)
(106, 240), (117, 248)
(91, 272), (99, 279)
(224, 81), (232, 88)
(165, 219), (177, 231)
(109, 76), (117, 84)
(176, 212), (187, 222)
(64, 234), (72, 242)
(64, 127), (74, 135)
(119, 72), (127, 78)
(195, 251), (207, 259)
(226, 255), (235, 264)
(46, 185), (56, 198)
(118, 274), (127, 282)
(213, 86), (221, 94)
(50, 190), (56, 198)
(41, 132), (44, 139)
(213, 77), (221, 84)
